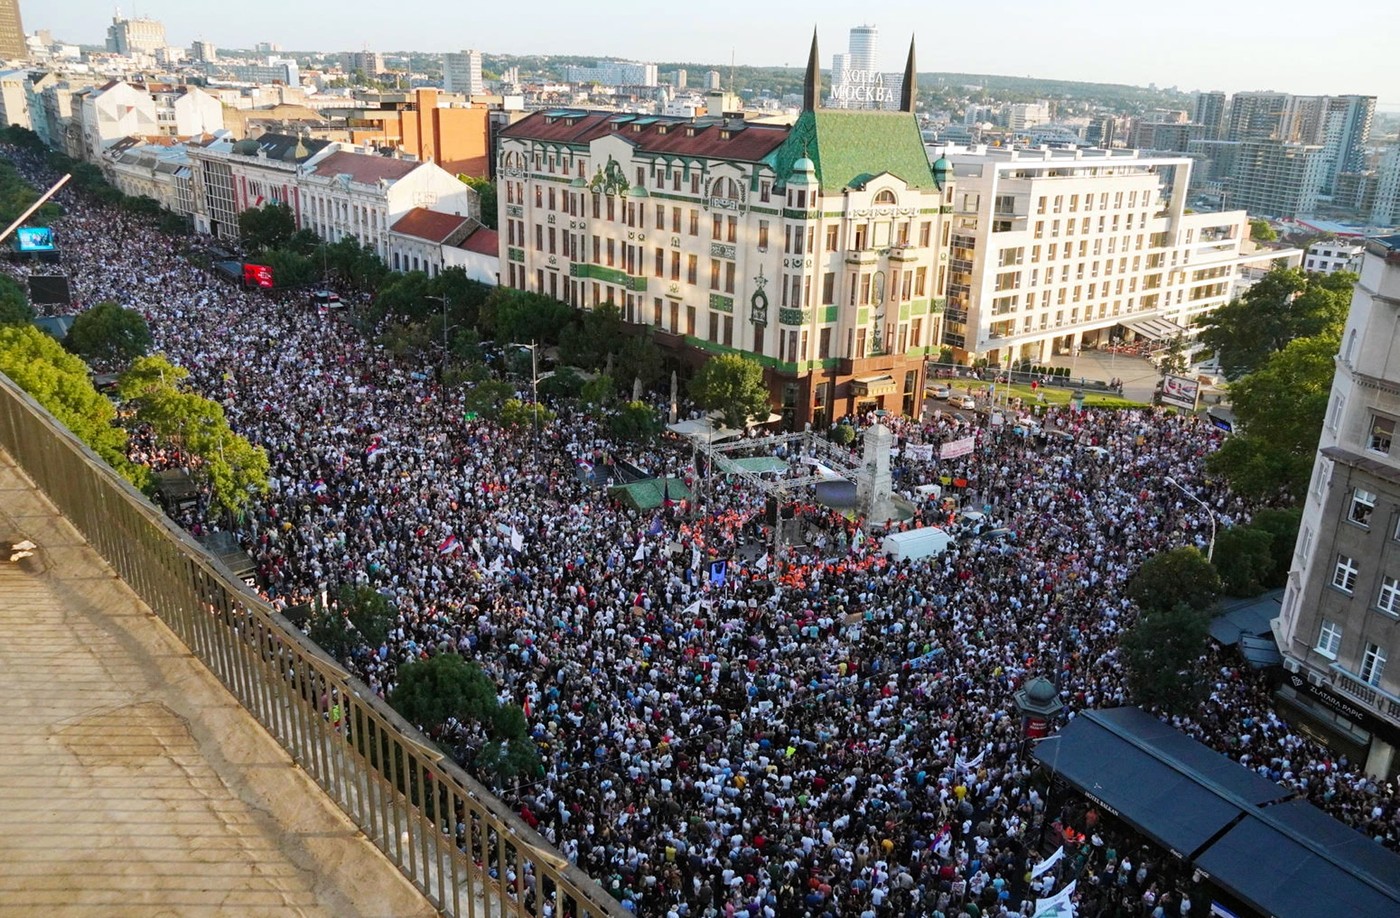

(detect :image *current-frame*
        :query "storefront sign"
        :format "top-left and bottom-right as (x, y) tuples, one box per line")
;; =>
(1284, 671), (1400, 747)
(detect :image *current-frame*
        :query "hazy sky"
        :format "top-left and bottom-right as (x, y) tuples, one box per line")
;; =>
(31, 0), (1400, 107)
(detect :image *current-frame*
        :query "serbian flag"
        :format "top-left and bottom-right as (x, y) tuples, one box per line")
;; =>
(576, 458), (593, 474)
(663, 479), (675, 508)
(309, 479), (328, 495)
(522, 695), (533, 718)
(437, 534), (461, 555)
(366, 439), (383, 458)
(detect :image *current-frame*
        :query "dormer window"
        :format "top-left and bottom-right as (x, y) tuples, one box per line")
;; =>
(686, 127), (696, 137)
(874, 189), (897, 205)
(657, 125), (669, 135)
(719, 130), (731, 140)
(632, 124), (642, 132)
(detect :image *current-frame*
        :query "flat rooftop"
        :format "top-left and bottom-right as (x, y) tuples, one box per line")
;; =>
(0, 448), (436, 918)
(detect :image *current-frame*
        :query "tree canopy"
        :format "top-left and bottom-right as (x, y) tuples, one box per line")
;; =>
(1206, 334), (1337, 501)
(0, 324), (141, 485)
(117, 354), (269, 515)
(1121, 602), (1212, 714)
(1248, 218), (1278, 242)
(690, 353), (771, 431)
(479, 287), (575, 347)
(237, 202), (298, 255)
(0, 275), (33, 327)
(65, 301), (152, 365)
(458, 175), (497, 229)
(1127, 546), (1221, 616)
(1193, 267), (1353, 379)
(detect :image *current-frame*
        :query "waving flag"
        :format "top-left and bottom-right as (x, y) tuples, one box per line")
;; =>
(437, 534), (461, 555)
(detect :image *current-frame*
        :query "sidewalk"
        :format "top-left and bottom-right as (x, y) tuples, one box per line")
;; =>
(0, 448), (437, 918)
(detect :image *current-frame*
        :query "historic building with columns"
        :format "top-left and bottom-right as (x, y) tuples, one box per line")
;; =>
(495, 33), (953, 427)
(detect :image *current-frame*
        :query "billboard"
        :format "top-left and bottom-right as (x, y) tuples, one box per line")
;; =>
(1160, 374), (1200, 411)
(28, 275), (71, 306)
(15, 226), (56, 252)
(242, 263), (274, 288)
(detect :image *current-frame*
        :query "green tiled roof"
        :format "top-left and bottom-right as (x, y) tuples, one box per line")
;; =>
(770, 109), (935, 193)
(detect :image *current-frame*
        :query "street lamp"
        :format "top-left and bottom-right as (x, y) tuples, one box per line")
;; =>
(1165, 475), (1217, 562)
(426, 294), (450, 374)
(508, 341), (540, 459)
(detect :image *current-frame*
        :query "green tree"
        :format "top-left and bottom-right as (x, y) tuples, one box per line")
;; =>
(828, 422), (856, 446)
(1156, 333), (1188, 378)
(481, 287), (575, 346)
(260, 247), (321, 289)
(1249, 218), (1278, 242)
(307, 605), (357, 660)
(1127, 546), (1221, 616)
(1212, 526), (1276, 598)
(118, 355), (269, 515)
(458, 175), (498, 229)
(461, 377), (515, 420)
(0, 275), (33, 326)
(609, 400), (661, 441)
(580, 373), (614, 406)
(499, 397), (555, 430)
(0, 324), (142, 485)
(64, 301), (152, 365)
(690, 353), (770, 431)
(237, 202), (298, 255)
(538, 367), (584, 401)
(371, 270), (436, 324)
(560, 301), (622, 372)
(323, 236), (389, 292)
(1207, 335), (1336, 501)
(1194, 267), (1353, 379)
(1252, 507), (1302, 586)
(615, 332), (664, 395)
(336, 584), (396, 650)
(1121, 602), (1212, 714)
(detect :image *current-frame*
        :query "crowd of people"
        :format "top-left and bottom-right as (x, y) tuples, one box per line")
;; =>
(5, 144), (1399, 917)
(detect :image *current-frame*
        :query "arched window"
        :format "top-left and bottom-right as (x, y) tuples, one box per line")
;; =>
(874, 189), (897, 205)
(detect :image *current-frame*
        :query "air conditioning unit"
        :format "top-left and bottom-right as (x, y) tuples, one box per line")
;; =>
(1307, 670), (1324, 687)
(1283, 658), (1299, 674)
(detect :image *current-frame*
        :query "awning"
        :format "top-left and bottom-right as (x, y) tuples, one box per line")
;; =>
(851, 375), (897, 397)
(1035, 707), (1400, 918)
(1208, 589), (1283, 650)
(1121, 316), (1190, 341)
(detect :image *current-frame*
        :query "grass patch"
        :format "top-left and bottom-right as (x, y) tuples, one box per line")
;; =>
(1002, 382), (1145, 410)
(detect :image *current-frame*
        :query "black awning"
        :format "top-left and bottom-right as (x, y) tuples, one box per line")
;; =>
(1035, 707), (1400, 918)
(1034, 707), (1286, 857)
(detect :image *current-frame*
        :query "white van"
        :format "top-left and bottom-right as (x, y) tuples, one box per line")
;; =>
(880, 527), (953, 561)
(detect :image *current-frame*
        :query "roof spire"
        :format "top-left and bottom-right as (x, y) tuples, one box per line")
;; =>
(803, 27), (820, 112)
(900, 37), (917, 113)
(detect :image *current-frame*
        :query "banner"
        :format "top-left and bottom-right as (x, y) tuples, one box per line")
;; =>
(1160, 374), (1200, 411)
(1030, 846), (1065, 880)
(1033, 879), (1077, 918)
(940, 436), (976, 460)
(905, 444), (934, 461)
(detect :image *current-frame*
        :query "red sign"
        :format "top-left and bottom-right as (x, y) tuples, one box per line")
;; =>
(242, 263), (274, 288)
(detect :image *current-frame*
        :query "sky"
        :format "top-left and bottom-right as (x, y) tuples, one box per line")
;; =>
(30, 0), (1400, 108)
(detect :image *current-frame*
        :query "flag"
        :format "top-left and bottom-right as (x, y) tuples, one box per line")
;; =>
(633, 542), (646, 562)
(1030, 846), (1064, 880)
(522, 695), (533, 718)
(309, 479), (328, 495)
(1033, 880), (1076, 918)
(691, 547), (701, 571)
(932, 825), (952, 860)
(709, 560), (727, 586)
(955, 748), (987, 773)
(755, 553), (769, 572)
(682, 598), (705, 618)
(648, 514), (664, 536)
(510, 527), (524, 552)
(437, 534), (460, 555)
(662, 479), (675, 508)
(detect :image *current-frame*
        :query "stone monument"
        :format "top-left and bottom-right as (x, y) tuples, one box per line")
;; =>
(857, 423), (897, 523)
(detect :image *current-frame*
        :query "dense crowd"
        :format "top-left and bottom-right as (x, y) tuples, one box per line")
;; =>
(5, 146), (1398, 917)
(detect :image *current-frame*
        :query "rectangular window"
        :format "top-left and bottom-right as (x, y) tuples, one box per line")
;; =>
(725, 262), (736, 294)
(1370, 415), (1395, 455)
(1333, 554), (1359, 593)
(758, 220), (769, 250)
(710, 259), (720, 290)
(712, 214), (723, 240)
(1350, 488), (1377, 527)
(672, 207), (681, 233)
(919, 222), (931, 247)
(1317, 620), (1342, 658)
(689, 210), (699, 236)
(671, 251), (680, 282)
(1361, 642), (1387, 686)
(1379, 576), (1400, 616)
(819, 326), (831, 359)
(822, 272), (835, 304)
(727, 216), (737, 244)
(826, 226), (838, 251)
(687, 255), (698, 285)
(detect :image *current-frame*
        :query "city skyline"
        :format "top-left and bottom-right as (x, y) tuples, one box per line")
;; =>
(31, 0), (1400, 107)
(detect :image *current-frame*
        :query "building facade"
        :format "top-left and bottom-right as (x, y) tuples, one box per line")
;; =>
(443, 50), (484, 96)
(1194, 91), (1227, 142)
(105, 15), (166, 56)
(562, 61), (658, 88)
(1372, 146), (1400, 227)
(935, 145), (1298, 366)
(1228, 140), (1327, 217)
(497, 37), (949, 427)
(1304, 239), (1364, 275)
(1276, 234), (1400, 780)
(0, 0), (24, 60)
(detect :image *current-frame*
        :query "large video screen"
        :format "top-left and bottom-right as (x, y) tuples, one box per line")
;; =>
(242, 263), (274, 288)
(28, 275), (71, 306)
(15, 227), (56, 252)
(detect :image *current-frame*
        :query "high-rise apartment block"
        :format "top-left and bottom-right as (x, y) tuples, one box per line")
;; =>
(1372, 147), (1400, 227)
(1228, 140), (1328, 217)
(1194, 91), (1227, 142)
(0, 0), (25, 60)
(937, 146), (1292, 366)
(190, 40), (217, 64)
(563, 60), (658, 88)
(1276, 234), (1400, 780)
(343, 51), (386, 77)
(496, 34), (948, 426)
(105, 15), (166, 56)
(443, 50), (484, 96)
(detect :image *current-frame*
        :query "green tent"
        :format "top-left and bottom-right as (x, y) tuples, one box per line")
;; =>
(608, 477), (692, 511)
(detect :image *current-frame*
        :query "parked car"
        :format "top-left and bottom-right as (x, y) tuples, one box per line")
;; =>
(309, 289), (343, 309)
(927, 383), (952, 399)
(948, 394), (976, 410)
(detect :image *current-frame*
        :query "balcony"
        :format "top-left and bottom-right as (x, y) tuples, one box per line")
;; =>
(1329, 663), (1400, 716)
(845, 250), (877, 266)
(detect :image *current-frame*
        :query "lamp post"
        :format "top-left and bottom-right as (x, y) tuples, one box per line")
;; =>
(509, 341), (540, 460)
(1166, 475), (1217, 562)
(426, 294), (450, 375)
